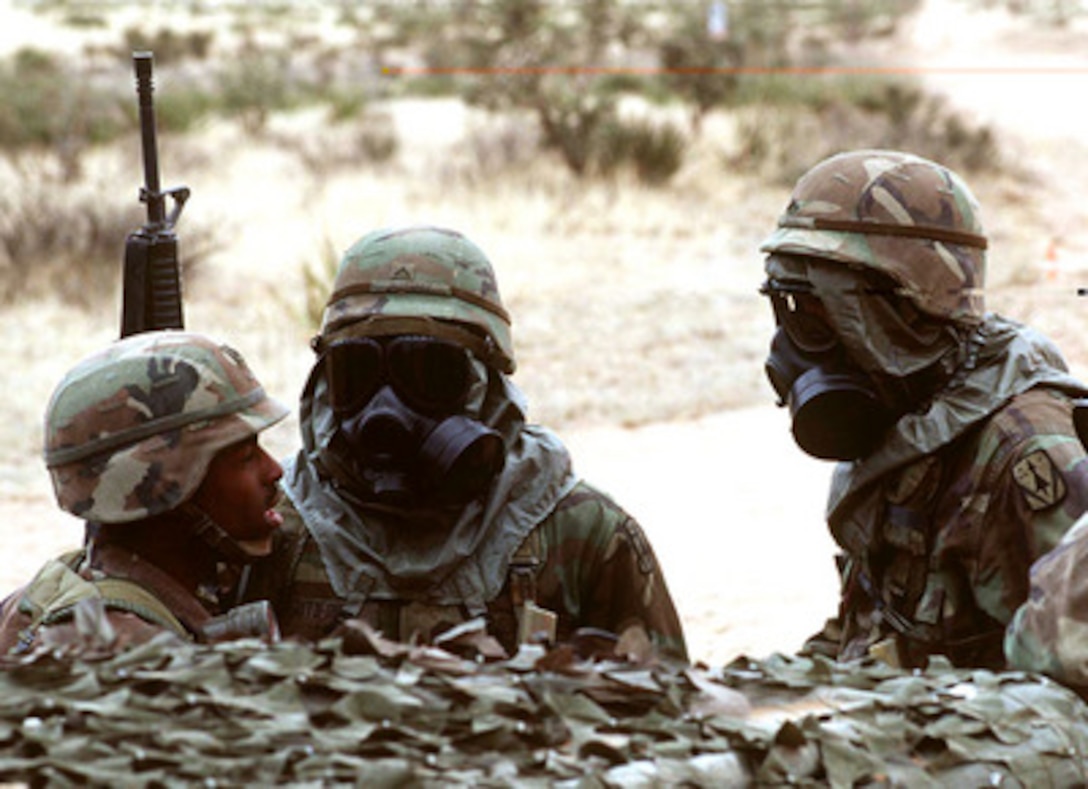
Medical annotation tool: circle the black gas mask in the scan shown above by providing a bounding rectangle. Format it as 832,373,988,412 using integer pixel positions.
761,277,896,461
324,335,505,506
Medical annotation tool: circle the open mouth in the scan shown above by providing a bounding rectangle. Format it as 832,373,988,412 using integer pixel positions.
263,489,284,529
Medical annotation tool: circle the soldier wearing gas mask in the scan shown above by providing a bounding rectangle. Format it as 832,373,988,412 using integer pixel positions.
760,149,1088,670
243,226,687,660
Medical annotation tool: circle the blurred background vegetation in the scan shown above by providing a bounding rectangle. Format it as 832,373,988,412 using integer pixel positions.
0,0,1079,313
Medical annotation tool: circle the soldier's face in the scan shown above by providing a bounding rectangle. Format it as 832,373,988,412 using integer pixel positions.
191,436,284,556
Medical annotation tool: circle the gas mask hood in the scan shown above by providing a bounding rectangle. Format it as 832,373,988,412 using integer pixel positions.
763,255,962,462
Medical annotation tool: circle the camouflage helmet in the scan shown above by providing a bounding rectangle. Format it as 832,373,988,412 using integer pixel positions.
760,149,987,324
44,330,289,524
319,226,515,373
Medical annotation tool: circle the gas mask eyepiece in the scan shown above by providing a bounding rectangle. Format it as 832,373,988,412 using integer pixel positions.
761,276,837,354
326,335,472,417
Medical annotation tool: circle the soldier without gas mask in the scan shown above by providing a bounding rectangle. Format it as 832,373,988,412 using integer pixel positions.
0,330,288,654
241,226,687,661
760,149,1088,670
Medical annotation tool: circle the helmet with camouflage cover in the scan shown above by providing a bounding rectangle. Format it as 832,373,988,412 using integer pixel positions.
760,149,987,325
44,330,289,524
319,225,515,373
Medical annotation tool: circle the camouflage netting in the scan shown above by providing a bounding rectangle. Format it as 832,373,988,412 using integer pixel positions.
0,622,1086,787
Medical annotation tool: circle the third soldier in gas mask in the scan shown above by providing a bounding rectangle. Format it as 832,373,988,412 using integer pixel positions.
760,149,1088,669
242,225,686,661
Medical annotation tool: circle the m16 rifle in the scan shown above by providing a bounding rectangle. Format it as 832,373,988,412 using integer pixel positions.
120,51,188,338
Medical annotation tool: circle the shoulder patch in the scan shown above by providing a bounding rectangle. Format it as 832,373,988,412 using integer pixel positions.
1012,449,1067,512
620,518,657,576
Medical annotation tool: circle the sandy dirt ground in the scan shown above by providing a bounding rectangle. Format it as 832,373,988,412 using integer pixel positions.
562,408,838,665
4,0,1088,670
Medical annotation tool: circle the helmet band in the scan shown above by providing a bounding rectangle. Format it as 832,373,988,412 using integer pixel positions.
327,281,511,324
778,215,988,249
45,387,267,468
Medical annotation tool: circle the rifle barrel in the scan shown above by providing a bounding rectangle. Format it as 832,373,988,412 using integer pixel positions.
133,51,165,227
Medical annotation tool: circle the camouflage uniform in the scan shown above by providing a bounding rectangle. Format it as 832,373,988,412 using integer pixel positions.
0,331,288,653
1005,512,1088,692
0,546,215,654
241,226,687,660
761,150,1088,669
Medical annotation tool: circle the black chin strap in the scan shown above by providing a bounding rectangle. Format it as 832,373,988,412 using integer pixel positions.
179,502,253,566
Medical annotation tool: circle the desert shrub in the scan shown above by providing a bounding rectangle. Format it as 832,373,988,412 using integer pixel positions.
535,85,618,177
58,9,107,28
871,85,1002,173
628,120,686,185
464,84,686,185
454,0,655,178
153,87,219,135
596,116,687,185
119,26,215,64
0,155,217,308
434,114,541,189
467,73,619,178
354,111,399,163
971,0,1084,25
450,0,923,179
323,88,369,123
0,48,131,180
465,115,541,175
273,108,398,190
658,11,743,133
217,46,294,135
0,157,137,305
730,77,1001,185
212,40,390,137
